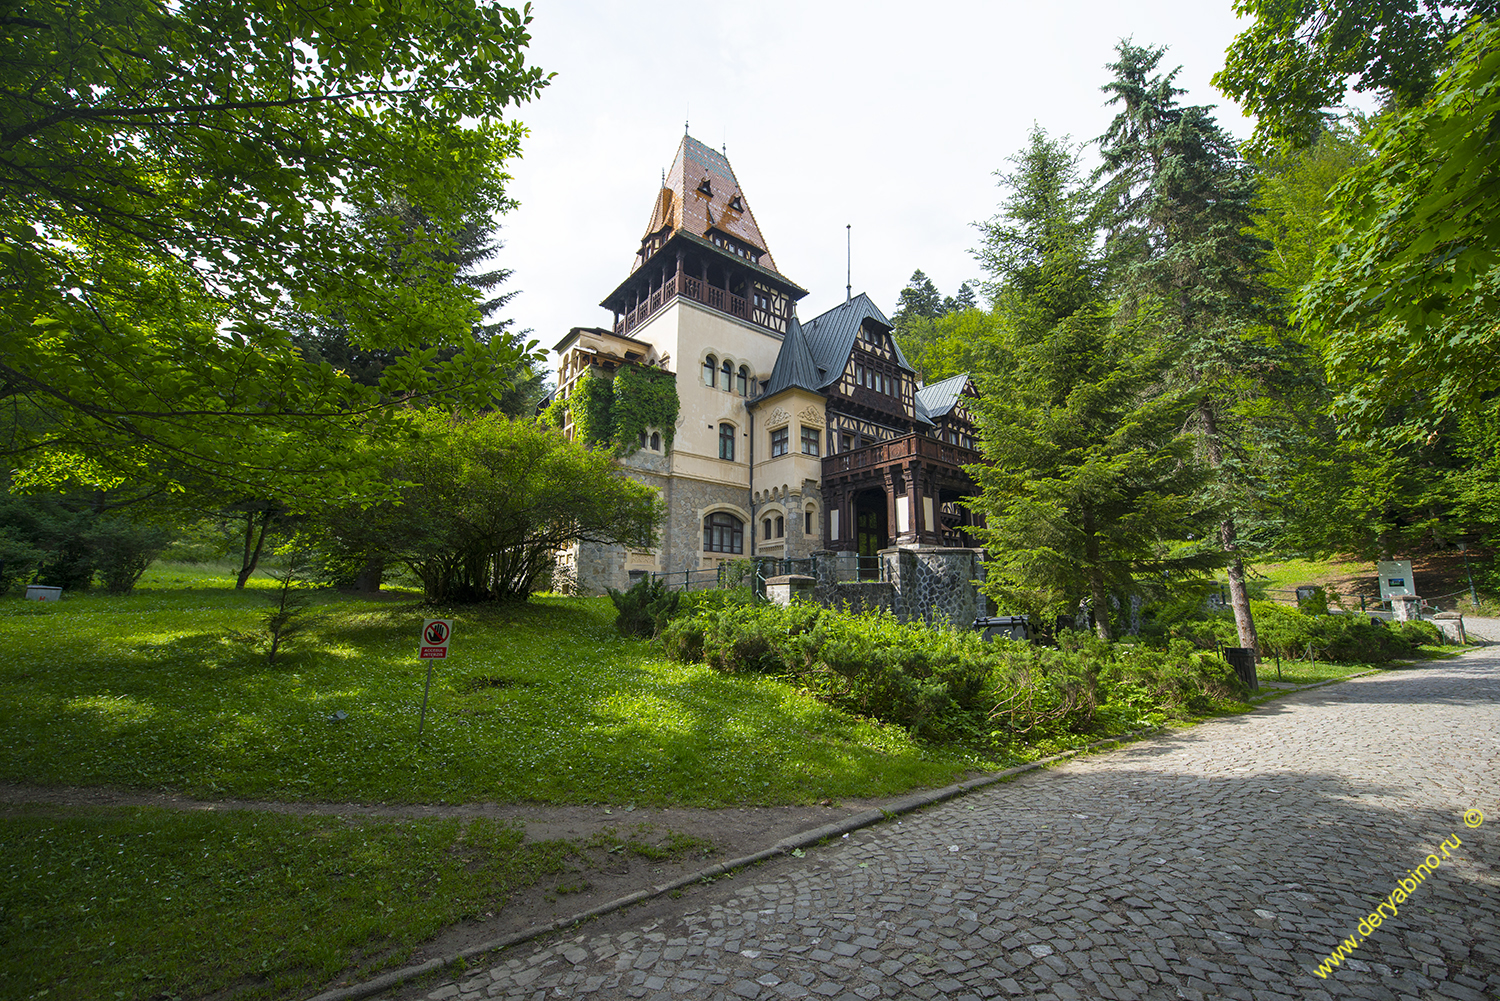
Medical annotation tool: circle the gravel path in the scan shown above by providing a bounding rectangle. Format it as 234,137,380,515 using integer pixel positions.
384,651,1500,1001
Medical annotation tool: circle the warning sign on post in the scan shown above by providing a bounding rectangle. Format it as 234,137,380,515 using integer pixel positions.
419,619,453,659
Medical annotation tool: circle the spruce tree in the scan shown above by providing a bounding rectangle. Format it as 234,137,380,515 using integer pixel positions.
285,202,545,416
1096,42,1281,653
969,127,1215,639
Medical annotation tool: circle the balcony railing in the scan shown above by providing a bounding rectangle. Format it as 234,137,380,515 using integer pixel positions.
616,272,787,337
822,433,980,476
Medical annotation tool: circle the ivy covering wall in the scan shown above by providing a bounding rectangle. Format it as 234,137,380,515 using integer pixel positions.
545,366,680,456
612,365,679,454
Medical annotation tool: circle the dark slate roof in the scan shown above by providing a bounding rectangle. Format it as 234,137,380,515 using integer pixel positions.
759,315,824,399
915,374,971,420
798,293,915,390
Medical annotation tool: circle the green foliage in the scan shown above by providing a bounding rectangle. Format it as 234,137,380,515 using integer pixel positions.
570,375,617,450
1215,0,1487,152
612,364,680,454
88,515,176,596
894,309,1005,384
1301,19,1500,437
969,126,1219,636
0,527,42,595
661,601,1247,743
607,576,680,639
0,494,173,595
263,550,318,665
2,0,548,503
564,367,680,455
1150,595,1444,663
315,410,663,603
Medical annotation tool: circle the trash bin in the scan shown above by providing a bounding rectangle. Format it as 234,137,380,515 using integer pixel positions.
1224,647,1258,692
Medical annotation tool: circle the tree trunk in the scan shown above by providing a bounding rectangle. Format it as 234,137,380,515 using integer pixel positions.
1199,399,1258,653
353,558,383,593
236,509,275,589
1084,506,1111,640
1222,518,1258,652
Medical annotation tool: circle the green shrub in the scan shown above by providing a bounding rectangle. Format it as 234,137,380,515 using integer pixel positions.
607,577,681,639
1250,600,1430,662
661,600,1256,749
88,516,175,595
0,527,43,595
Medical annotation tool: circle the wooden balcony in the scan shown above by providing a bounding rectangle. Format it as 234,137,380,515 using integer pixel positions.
822,433,980,477
615,272,788,338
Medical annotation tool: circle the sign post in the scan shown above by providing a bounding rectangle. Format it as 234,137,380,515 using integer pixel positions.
1377,560,1415,605
416,618,453,741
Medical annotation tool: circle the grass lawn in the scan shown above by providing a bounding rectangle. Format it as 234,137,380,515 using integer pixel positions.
0,566,975,807
1,804,708,1001
0,561,1438,1001
0,563,979,1001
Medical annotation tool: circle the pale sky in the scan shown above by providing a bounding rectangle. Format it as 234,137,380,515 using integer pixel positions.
499,0,1258,367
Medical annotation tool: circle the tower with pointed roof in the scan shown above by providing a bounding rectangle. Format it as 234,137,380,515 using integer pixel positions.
551,135,983,593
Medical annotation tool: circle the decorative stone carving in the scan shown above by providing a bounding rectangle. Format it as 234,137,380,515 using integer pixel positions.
798,406,825,427
767,408,791,429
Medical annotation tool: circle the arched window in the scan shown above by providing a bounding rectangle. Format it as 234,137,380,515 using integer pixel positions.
650,431,661,450
704,355,717,388
721,359,733,390
763,518,772,540
718,423,735,461
737,366,748,396
775,515,785,538
704,512,743,554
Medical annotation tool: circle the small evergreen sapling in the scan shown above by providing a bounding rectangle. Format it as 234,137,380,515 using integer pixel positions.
264,550,317,665
608,577,680,639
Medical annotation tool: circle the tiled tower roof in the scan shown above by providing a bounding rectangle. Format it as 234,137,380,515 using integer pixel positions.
634,135,781,275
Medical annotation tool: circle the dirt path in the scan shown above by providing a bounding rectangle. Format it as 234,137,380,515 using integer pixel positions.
0,781,906,960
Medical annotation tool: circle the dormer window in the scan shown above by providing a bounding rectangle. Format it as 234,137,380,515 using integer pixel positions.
728,194,744,212
697,177,713,197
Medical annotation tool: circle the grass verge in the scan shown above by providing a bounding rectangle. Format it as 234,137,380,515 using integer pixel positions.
0,805,706,1001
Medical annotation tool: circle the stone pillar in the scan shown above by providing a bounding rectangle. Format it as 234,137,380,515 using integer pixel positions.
1391,594,1423,622
883,546,983,628
765,574,815,606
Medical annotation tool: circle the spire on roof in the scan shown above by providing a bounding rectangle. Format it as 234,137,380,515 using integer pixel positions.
633,134,781,275
761,315,823,399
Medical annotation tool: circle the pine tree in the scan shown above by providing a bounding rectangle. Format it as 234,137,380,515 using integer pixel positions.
892,270,944,327
969,127,1215,638
285,203,545,416
1096,42,1282,653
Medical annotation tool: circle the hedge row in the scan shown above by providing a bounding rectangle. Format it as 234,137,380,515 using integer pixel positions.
659,600,1247,743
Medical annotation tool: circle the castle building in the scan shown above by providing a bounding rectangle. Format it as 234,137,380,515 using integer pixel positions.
552,135,983,592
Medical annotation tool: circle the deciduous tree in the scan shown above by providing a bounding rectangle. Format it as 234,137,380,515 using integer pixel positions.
1,0,549,502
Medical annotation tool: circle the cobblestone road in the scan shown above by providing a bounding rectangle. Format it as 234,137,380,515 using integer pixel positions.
398,652,1500,1001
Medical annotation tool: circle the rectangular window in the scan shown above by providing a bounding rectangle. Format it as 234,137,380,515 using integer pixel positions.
770,427,789,457
800,425,820,456
719,424,735,461
804,510,813,535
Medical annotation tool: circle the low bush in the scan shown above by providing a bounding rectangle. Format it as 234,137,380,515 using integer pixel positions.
608,576,680,638
661,601,1248,746
1250,600,1435,662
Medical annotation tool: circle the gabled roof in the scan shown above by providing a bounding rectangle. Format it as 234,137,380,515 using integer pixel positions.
635,135,781,275
914,374,972,421
759,316,824,400
798,293,915,389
